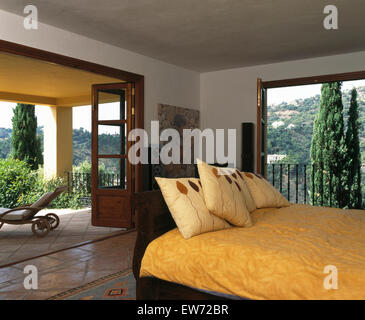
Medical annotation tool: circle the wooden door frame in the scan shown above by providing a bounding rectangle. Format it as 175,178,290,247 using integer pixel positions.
256,69,365,174
0,39,144,193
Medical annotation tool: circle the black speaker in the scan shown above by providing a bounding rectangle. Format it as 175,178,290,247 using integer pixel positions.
142,146,165,191
241,123,254,172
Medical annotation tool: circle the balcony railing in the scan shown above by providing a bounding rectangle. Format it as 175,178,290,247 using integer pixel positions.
267,163,364,209
267,163,309,204
67,172,126,206
67,172,91,206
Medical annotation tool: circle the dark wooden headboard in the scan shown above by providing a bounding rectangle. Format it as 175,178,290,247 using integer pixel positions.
132,190,234,300
132,190,176,280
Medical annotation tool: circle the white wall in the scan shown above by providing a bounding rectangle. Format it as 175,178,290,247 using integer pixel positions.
200,51,365,169
0,10,200,134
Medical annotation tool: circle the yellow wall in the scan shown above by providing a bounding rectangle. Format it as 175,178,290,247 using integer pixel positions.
44,106,73,179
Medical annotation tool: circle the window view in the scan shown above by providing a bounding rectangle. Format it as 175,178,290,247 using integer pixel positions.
267,80,365,208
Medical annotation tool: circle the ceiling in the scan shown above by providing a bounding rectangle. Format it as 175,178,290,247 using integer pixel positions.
0,0,364,72
0,52,120,106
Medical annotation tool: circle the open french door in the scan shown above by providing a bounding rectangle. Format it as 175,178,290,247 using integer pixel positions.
257,78,267,176
91,82,135,228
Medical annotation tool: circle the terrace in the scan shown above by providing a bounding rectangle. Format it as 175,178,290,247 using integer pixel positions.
0,208,123,268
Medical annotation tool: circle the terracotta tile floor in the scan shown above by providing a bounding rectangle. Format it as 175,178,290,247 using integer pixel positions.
0,208,125,267
0,230,136,300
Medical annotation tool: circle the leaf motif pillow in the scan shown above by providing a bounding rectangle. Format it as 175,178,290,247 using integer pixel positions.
234,170,256,212
242,172,290,208
155,177,230,239
197,160,253,227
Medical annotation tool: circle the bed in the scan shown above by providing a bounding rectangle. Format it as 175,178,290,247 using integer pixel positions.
132,190,365,300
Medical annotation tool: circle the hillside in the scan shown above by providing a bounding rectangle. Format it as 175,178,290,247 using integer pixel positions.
72,128,122,165
73,128,91,165
268,85,365,164
0,128,11,159
0,127,121,167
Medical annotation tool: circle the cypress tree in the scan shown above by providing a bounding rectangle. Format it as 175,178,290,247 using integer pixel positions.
11,104,42,170
344,88,362,208
310,82,347,207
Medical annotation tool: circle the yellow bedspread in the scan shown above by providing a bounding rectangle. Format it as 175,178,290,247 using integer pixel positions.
140,204,365,299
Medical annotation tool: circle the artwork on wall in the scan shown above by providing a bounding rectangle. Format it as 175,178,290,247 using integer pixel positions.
155,103,200,180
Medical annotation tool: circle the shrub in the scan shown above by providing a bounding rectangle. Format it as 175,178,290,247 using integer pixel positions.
0,158,84,210
0,158,39,208
73,160,91,174
73,160,110,175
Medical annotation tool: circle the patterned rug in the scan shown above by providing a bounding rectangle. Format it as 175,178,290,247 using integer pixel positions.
48,269,135,300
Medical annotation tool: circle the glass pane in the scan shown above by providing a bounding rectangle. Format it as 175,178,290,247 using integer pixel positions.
98,89,126,120
98,158,127,190
98,125,126,155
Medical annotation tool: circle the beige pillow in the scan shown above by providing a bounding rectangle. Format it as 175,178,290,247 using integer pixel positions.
155,177,230,239
235,171,256,212
197,160,252,227
242,172,290,208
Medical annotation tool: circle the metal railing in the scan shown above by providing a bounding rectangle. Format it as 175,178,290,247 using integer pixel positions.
267,163,363,208
67,172,91,206
267,163,309,204
67,172,125,206
97,173,125,189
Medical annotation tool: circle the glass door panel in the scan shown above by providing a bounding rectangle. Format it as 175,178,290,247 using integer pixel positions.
97,124,126,155
98,89,126,120
97,158,126,190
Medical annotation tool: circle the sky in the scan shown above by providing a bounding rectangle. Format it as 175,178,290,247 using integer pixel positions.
267,79,365,106
0,103,119,134
73,105,91,131
0,102,92,130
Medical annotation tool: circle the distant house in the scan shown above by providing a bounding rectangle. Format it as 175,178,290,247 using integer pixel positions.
267,154,287,164
272,121,285,128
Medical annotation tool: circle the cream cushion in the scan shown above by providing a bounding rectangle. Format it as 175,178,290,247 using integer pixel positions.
0,192,54,221
30,192,54,208
242,172,290,208
197,160,252,227
0,208,30,221
155,177,230,239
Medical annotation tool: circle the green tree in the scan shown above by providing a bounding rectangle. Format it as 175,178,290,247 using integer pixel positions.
344,88,362,208
310,82,347,207
11,104,43,170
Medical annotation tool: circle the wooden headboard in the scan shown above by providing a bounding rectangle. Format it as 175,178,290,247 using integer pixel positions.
132,190,233,300
132,190,176,280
